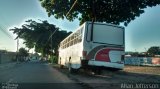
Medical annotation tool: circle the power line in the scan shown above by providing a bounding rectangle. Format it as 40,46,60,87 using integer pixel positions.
45,29,58,46
0,26,12,39
0,14,13,39
0,25,12,39
66,0,78,17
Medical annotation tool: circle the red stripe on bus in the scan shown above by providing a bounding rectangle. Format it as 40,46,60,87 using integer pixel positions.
95,49,110,62
95,48,124,62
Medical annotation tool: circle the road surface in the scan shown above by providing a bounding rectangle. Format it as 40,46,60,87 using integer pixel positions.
0,61,86,89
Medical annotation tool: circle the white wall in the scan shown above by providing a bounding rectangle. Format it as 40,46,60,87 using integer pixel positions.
0,52,16,64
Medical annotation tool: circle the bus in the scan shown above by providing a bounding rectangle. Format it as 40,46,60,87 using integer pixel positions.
58,22,125,73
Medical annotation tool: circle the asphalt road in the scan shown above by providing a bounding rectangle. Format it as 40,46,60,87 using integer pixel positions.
0,60,85,89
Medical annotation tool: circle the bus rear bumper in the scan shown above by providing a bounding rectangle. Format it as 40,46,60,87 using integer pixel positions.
88,60,124,69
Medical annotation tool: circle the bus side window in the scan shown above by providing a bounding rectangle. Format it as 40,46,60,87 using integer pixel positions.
76,37,78,44
86,24,91,41
62,42,64,49
76,30,79,36
71,35,74,39
66,43,68,48
77,30,80,36
79,29,82,42
78,36,81,42
69,40,71,46
65,44,67,48
72,40,74,46
60,44,62,49
79,35,82,42
73,33,76,39
81,28,83,34
73,38,75,45
67,42,69,47
74,38,76,44
67,38,69,43
63,40,66,45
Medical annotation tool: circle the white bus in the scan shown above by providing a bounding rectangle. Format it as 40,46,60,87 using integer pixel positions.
58,22,125,73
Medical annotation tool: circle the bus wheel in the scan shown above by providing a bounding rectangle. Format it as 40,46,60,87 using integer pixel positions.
92,68,102,75
59,65,64,69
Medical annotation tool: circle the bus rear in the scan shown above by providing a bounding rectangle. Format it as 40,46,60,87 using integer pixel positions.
82,22,125,70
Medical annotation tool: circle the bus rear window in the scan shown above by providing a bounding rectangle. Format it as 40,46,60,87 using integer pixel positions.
87,24,124,45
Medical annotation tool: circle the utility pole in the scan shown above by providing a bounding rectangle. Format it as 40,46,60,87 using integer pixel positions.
16,38,19,63
144,47,147,57
51,32,53,63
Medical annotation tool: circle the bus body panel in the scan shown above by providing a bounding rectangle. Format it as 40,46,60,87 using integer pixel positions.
88,60,124,69
58,24,85,69
58,22,125,70
59,42,83,69
83,22,125,69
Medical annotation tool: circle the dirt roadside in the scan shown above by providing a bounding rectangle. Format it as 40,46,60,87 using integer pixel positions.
52,64,160,89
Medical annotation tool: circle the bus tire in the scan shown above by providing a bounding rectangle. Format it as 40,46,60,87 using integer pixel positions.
92,68,102,75
96,69,102,75
59,65,64,69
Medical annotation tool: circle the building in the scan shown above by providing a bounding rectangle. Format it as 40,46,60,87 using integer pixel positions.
0,50,17,64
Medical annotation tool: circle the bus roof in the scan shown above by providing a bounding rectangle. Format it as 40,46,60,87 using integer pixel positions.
60,21,124,44
85,21,124,29
60,22,85,44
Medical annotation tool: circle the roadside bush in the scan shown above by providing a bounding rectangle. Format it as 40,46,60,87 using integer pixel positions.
11,58,17,62
50,56,58,64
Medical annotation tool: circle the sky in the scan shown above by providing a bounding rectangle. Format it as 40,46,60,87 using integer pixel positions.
0,0,160,52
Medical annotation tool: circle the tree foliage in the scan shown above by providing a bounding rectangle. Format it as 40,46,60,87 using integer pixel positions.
147,46,160,56
18,47,29,57
10,19,71,56
39,0,160,26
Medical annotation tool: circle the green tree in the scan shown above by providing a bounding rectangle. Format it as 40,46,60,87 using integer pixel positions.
147,46,160,56
19,48,29,57
10,19,71,56
39,0,160,26
18,47,29,62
